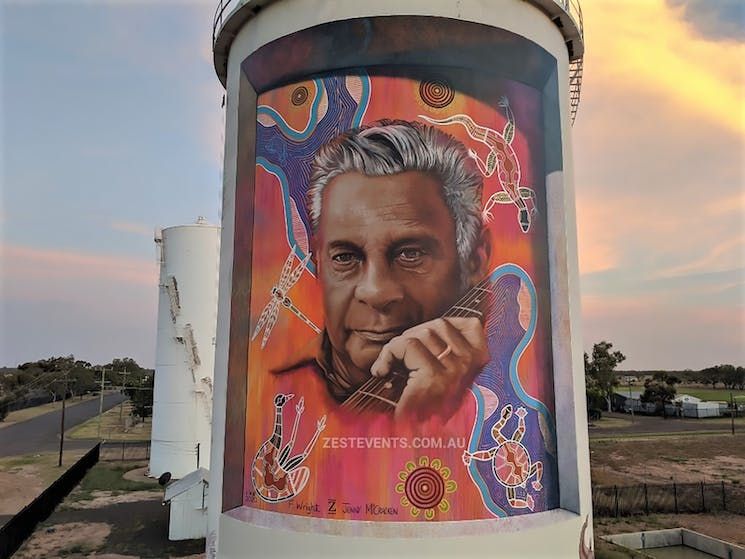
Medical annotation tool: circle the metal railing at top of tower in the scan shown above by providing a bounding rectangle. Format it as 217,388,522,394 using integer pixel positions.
210,0,584,123
211,0,584,49
561,0,584,40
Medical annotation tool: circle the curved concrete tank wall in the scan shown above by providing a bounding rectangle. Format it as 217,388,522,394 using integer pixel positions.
150,219,220,479
208,1,589,557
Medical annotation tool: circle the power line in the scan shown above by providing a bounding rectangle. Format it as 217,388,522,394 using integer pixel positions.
1,374,66,409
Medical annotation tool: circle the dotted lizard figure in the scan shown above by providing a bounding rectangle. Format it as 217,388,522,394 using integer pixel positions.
420,96,537,233
462,404,543,511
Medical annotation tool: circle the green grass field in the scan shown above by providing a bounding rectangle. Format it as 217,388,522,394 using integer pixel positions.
678,388,745,402
615,386,745,402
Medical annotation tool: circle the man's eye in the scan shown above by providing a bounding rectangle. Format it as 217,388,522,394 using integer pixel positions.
397,248,424,264
331,252,358,265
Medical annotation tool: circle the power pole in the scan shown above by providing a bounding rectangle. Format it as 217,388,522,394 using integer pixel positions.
731,392,736,436
97,368,107,440
119,369,130,426
58,371,68,467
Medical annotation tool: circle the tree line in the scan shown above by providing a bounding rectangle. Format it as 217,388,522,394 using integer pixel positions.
585,341,743,416
0,355,154,422
617,365,745,390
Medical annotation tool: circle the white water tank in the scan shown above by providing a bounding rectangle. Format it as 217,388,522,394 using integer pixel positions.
150,217,220,479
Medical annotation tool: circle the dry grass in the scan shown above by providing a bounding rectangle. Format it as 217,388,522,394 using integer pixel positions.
0,451,86,516
67,400,151,442
13,521,111,558
590,433,745,486
590,432,745,549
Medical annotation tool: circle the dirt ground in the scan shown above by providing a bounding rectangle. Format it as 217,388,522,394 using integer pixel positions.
590,432,745,486
12,461,204,558
590,431,745,552
0,451,86,519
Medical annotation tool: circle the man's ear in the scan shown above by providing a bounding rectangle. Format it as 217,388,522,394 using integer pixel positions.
467,228,491,284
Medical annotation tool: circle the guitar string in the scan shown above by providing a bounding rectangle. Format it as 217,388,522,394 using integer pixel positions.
351,278,493,413
341,279,490,412
348,275,493,413
343,275,494,413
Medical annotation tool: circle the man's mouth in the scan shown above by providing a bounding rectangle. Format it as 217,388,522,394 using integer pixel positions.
351,329,404,344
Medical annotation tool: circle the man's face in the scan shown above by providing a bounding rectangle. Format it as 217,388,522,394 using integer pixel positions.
316,171,462,383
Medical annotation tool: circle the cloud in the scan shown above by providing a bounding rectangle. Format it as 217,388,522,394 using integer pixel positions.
666,0,745,41
581,292,744,369
582,0,744,136
1,244,157,297
0,243,158,366
574,0,744,368
110,220,154,237
574,1,744,281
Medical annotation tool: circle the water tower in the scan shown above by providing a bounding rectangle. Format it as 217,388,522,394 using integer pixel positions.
150,217,220,479
209,1,588,557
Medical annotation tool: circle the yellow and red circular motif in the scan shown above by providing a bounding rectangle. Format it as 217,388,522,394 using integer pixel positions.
395,456,457,520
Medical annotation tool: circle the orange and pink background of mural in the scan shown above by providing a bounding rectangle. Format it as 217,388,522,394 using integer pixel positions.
238,71,559,524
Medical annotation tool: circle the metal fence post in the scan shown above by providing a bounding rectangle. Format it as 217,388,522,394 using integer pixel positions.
644,483,649,515
121,442,125,461
721,481,726,511
700,481,705,512
614,485,619,517
673,482,678,514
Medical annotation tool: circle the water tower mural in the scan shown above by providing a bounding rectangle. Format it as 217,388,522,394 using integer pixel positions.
211,2,588,557
242,65,559,524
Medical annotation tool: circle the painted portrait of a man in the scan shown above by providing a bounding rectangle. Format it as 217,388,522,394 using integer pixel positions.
235,67,559,524
274,120,492,423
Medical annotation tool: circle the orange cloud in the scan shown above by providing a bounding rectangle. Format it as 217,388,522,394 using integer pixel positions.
582,0,744,136
110,221,154,237
581,291,744,368
1,243,157,295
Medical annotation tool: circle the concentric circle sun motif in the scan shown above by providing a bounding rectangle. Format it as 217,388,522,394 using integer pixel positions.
291,86,309,106
419,78,455,109
405,466,445,509
395,456,457,520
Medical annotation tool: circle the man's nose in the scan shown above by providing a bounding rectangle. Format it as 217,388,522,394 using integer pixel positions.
354,262,404,311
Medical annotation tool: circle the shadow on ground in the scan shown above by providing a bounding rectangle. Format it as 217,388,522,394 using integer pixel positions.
14,461,204,558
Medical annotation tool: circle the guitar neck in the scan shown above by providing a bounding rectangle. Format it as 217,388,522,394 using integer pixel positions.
341,276,492,414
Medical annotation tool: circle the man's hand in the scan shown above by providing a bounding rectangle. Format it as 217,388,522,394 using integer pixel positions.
370,317,489,422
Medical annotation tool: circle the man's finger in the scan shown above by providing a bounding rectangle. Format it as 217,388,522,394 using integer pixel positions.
442,317,488,354
371,329,448,377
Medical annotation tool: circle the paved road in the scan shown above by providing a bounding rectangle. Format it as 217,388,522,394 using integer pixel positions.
0,393,126,457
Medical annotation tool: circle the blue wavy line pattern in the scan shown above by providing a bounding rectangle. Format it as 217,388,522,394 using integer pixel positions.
255,72,371,265
256,78,324,141
467,264,558,517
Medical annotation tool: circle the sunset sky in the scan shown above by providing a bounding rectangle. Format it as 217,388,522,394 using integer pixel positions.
1,0,743,370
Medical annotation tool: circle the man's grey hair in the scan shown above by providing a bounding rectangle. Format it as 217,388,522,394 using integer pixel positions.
307,119,484,271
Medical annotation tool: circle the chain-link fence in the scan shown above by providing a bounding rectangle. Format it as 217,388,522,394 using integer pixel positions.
99,440,150,462
593,481,745,517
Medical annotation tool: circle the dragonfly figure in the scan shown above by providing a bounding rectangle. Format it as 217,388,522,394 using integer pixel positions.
251,247,320,349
